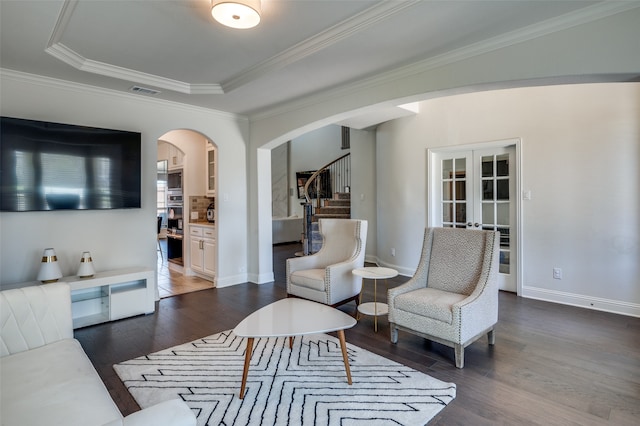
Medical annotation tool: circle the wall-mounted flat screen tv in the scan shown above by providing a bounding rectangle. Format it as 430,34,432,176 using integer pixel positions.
0,116,141,212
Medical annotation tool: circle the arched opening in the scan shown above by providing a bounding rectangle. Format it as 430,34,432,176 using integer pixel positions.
156,129,218,298
252,81,640,307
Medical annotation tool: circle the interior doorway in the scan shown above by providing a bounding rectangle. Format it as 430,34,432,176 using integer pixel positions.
428,139,521,293
156,135,215,298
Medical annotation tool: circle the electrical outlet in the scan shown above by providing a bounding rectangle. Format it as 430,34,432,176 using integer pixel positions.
391,248,396,257
553,267,562,280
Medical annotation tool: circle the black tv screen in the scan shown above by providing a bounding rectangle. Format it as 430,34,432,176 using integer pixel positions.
0,116,141,211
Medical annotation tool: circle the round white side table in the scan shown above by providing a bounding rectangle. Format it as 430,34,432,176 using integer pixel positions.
352,266,398,332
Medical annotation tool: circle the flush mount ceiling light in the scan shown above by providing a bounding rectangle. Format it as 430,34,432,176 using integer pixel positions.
211,0,261,29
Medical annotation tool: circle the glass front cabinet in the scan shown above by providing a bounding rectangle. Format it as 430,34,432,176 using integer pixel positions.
206,141,216,197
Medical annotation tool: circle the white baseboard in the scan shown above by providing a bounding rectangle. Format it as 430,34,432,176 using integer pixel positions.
521,286,640,318
216,272,250,287
245,272,274,285
368,256,413,277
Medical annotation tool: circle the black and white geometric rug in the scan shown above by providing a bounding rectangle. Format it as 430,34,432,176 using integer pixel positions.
114,330,455,425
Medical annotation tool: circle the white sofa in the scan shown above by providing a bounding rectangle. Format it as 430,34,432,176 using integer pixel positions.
272,216,303,244
0,283,196,426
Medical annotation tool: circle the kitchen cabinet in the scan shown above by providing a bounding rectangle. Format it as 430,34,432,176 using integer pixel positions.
190,224,216,279
206,142,216,196
168,144,184,170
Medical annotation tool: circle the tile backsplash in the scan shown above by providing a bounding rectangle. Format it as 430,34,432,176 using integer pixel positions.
190,196,215,222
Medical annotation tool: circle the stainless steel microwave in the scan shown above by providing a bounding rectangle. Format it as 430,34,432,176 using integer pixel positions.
167,169,182,191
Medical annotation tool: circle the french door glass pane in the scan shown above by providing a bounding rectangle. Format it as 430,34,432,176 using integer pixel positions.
443,203,452,222
455,158,466,178
500,251,510,274
498,227,510,248
497,179,509,200
442,182,452,201
455,203,467,223
482,203,494,224
455,181,466,200
442,159,453,179
496,154,509,176
497,203,509,225
481,156,493,177
482,180,493,200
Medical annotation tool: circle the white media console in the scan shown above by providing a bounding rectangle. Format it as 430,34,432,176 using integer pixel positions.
4,267,155,329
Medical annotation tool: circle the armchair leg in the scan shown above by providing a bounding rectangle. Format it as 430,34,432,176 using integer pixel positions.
390,323,398,344
454,344,464,369
487,329,495,345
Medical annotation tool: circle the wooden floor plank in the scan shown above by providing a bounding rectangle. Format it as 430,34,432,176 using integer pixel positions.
75,242,640,423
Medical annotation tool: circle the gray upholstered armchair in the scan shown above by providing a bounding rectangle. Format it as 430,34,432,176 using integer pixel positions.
388,227,500,368
287,219,368,307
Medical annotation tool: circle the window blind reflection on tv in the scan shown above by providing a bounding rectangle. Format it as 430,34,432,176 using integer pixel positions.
0,116,141,211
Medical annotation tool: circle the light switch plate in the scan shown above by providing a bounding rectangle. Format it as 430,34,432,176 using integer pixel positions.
191,211,199,220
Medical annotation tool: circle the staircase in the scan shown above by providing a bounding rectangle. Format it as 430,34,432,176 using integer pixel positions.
308,192,351,253
313,192,351,220
301,154,352,255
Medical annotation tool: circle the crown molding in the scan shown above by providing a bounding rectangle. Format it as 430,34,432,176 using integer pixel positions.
220,0,420,92
250,1,640,122
45,43,224,95
45,0,419,95
0,68,247,122
46,0,223,95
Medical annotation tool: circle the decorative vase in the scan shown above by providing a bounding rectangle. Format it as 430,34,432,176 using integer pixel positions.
77,251,95,278
37,248,63,283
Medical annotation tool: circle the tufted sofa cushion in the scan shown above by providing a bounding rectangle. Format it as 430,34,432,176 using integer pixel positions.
1,283,73,357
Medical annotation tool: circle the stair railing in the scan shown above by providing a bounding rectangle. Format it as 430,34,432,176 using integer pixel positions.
301,153,350,254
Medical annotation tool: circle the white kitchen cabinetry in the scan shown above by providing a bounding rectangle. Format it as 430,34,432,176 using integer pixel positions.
168,144,184,170
206,142,216,197
190,224,216,279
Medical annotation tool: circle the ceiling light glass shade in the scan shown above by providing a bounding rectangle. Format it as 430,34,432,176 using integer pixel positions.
37,248,63,283
77,251,95,278
211,0,261,29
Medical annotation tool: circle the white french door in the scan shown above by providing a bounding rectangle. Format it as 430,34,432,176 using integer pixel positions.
431,143,518,292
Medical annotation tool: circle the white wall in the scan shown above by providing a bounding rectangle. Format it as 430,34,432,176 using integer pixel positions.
247,7,640,288
376,83,640,315
271,142,289,218
350,128,377,262
0,71,249,289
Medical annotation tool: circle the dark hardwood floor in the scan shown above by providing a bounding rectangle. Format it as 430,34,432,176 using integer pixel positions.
75,243,640,425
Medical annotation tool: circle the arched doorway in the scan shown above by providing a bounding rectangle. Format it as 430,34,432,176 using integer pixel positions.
156,130,218,298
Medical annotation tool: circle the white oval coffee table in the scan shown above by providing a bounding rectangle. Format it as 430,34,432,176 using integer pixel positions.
353,267,398,332
233,298,356,399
